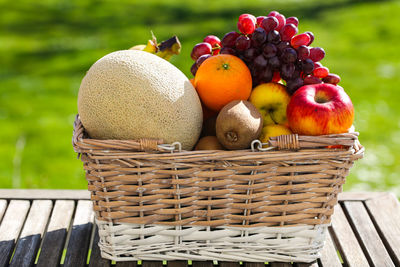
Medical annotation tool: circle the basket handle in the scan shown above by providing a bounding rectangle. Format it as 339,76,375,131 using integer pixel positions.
267,132,361,150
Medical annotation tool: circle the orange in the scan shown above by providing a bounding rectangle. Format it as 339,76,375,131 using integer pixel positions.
194,54,252,112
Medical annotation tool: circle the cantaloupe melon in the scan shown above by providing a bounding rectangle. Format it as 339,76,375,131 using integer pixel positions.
78,50,203,150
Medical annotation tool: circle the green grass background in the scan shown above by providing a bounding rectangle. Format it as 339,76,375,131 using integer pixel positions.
1,0,399,194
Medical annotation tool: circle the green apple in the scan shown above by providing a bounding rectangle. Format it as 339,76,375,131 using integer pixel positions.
249,82,291,126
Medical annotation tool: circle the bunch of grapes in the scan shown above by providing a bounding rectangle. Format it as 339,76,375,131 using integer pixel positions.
190,11,341,94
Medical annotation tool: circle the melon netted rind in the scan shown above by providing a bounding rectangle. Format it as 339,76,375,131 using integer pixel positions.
78,50,203,150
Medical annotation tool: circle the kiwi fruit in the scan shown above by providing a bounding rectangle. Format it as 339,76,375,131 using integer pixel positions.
195,136,224,150
216,100,263,150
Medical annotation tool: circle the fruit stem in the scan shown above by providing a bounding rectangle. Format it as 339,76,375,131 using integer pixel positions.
226,131,238,143
222,63,230,70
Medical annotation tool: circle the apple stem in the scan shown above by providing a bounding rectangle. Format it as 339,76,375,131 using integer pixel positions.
226,131,238,143
270,113,279,124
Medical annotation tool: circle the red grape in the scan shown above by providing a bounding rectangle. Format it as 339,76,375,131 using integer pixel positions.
256,16,267,26
221,31,240,48
304,75,323,85
212,48,220,55
261,16,278,33
235,35,251,51
297,45,310,60
269,56,281,70
305,31,314,45
290,33,311,48
203,35,221,47
281,47,297,63
268,11,279,17
251,27,267,45
286,77,304,94
263,43,277,58
261,66,273,82
220,47,236,55
238,17,256,34
280,24,298,42
314,62,323,68
191,42,212,60
254,54,268,69
276,41,290,55
313,66,329,78
267,30,281,44
286,16,299,27
272,71,281,82
301,58,315,74
196,54,212,67
191,63,198,76
322,73,341,85
239,14,256,24
281,63,295,80
309,47,325,62
274,13,286,31
244,47,259,61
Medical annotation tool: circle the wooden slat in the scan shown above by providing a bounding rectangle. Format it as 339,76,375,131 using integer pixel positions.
219,262,240,267
296,261,318,267
9,200,52,267
365,193,400,266
167,261,188,267
36,200,75,267
0,200,30,267
142,261,164,267
192,261,214,267
244,263,267,267
319,229,342,267
88,226,110,267
63,200,94,267
338,192,387,201
0,189,90,200
0,200,7,222
269,263,291,267
330,204,369,267
115,262,137,267
344,201,395,266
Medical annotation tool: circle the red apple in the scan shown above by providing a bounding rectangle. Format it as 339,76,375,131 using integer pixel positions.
286,83,354,135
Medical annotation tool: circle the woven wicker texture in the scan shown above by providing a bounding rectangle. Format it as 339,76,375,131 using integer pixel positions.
96,221,328,262
73,115,363,228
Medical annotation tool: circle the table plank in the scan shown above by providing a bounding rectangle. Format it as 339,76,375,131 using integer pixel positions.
0,200,30,267
344,201,395,267
167,261,188,267
0,200,7,222
365,193,400,266
37,200,75,267
9,200,53,267
0,189,90,200
63,200,94,267
330,204,369,267
319,229,342,267
192,261,214,267
88,226,111,267
219,262,240,267
296,261,318,267
142,261,164,267
115,261,138,266
269,263,291,267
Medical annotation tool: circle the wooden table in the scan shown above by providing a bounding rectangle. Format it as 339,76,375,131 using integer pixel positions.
0,190,399,267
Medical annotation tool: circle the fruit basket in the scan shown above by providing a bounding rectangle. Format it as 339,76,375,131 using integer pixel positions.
72,115,363,263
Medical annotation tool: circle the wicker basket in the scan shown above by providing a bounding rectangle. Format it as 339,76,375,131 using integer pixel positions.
72,115,363,263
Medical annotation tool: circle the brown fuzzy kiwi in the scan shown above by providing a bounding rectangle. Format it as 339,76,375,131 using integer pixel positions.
216,100,263,150
195,136,224,150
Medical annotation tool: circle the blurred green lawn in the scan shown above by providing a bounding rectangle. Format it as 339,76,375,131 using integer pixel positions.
1,0,399,194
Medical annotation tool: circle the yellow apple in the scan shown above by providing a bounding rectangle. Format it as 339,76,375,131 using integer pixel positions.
260,124,293,147
249,83,291,126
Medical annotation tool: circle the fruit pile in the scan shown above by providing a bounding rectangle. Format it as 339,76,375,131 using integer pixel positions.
190,11,354,151
190,11,341,95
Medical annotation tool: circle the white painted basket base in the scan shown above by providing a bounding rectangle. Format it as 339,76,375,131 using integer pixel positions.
96,220,329,263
